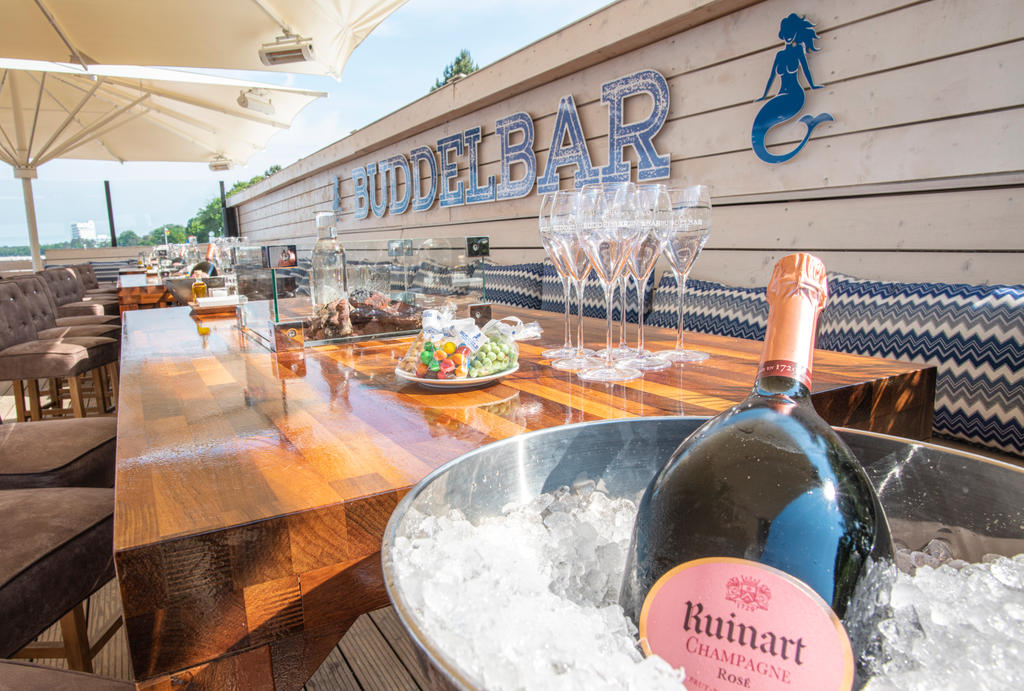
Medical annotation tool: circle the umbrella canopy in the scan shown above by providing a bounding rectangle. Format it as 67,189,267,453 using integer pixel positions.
2,0,408,78
0,59,327,269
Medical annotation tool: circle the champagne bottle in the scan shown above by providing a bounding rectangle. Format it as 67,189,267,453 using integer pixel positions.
620,253,892,690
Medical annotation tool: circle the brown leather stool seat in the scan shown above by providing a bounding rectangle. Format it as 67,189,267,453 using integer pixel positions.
8,275,120,328
0,660,132,689
72,264,119,297
0,488,114,667
0,281,119,420
0,279,119,342
0,337,118,381
39,269,118,318
0,418,117,489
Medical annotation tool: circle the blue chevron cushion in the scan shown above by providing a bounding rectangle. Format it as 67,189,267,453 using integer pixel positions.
647,271,769,341
410,259,454,294
482,263,544,310
540,260,654,321
389,263,415,292
819,272,1024,457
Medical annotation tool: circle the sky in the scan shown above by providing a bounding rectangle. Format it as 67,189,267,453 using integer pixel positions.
0,0,612,247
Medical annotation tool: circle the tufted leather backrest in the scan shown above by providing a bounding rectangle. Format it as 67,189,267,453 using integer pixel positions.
73,264,100,290
39,268,85,306
1,277,58,332
8,275,60,316
0,281,40,349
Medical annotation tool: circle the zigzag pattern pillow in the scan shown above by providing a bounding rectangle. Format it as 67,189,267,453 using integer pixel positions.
410,259,454,294
389,263,415,292
482,263,544,310
539,260,654,321
647,272,769,341
819,272,1024,457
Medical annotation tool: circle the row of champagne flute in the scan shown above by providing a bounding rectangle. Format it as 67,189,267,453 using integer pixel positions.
538,182,711,382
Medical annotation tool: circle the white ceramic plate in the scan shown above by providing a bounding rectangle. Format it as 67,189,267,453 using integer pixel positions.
394,364,518,390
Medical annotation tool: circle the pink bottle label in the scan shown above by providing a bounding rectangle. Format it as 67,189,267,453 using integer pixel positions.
639,557,853,691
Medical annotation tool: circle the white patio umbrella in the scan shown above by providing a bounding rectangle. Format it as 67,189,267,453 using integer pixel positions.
0,58,326,270
1,0,407,78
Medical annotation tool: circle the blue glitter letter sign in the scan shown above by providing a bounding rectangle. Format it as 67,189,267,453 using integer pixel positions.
495,112,536,200
537,95,599,194
464,127,496,204
366,161,387,217
410,146,437,212
601,69,670,182
387,154,412,215
437,133,466,208
351,166,369,220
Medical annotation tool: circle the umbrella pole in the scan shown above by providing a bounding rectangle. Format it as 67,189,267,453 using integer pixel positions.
15,169,43,272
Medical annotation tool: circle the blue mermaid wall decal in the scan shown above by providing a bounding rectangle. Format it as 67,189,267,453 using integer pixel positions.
751,13,833,164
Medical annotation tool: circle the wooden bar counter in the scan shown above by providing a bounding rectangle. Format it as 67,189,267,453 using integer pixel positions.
114,306,935,689
117,272,176,315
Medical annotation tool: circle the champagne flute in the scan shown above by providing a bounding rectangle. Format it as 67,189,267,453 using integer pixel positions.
621,184,671,371
550,190,599,372
656,185,712,363
538,192,575,359
577,182,642,382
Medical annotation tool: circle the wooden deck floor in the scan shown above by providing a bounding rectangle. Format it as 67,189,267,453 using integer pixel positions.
24,579,427,689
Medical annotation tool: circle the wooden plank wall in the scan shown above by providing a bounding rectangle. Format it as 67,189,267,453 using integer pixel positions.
230,0,1024,287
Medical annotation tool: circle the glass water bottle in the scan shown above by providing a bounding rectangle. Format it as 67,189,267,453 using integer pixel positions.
310,211,347,310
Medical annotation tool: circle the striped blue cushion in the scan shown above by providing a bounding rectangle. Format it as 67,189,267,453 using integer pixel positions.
539,260,655,321
389,263,415,292
648,272,769,341
89,260,136,283
410,260,453,294
482,263,544,310
819,272,1024,457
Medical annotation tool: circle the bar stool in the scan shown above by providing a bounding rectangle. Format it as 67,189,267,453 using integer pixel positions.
0,279,120,342
0,282,119,421
0,417,117,489
4,276,121,416
38,268,119,318
0,487,121,674
72,264,118,297
8,275,120,328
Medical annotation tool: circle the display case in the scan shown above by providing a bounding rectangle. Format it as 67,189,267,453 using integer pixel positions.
233,235,492,352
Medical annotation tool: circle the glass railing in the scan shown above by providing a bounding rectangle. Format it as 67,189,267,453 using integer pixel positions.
234,236,491,351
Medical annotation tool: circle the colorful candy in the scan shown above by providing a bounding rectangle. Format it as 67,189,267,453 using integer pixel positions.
411,334,515,380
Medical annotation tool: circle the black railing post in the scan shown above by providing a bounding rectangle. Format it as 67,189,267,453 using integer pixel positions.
104,180,117,247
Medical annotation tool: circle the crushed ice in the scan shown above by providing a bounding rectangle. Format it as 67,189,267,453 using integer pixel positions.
391,480,684,689
392,485,1023,690
864,539,1024,690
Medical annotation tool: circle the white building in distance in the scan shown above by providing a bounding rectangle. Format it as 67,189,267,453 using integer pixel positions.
70,221,96,242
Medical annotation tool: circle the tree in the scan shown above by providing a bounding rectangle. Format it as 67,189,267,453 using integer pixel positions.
431,50,478,92
185,198,223,243
117,230,142,246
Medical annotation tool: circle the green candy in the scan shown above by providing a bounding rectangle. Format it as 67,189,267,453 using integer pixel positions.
420,350,433,364
428,359,441,372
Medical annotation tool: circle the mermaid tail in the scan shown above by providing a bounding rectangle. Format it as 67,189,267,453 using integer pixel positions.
751,89,833,164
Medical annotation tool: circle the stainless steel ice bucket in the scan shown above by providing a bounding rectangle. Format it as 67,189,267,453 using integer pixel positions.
381,417,1024,690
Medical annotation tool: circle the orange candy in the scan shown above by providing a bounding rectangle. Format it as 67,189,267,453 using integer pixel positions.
449,353,464,367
